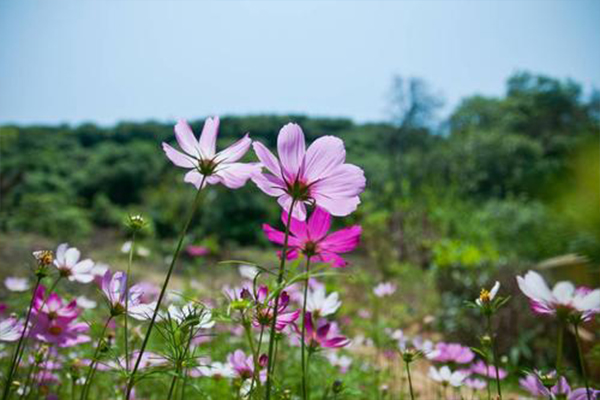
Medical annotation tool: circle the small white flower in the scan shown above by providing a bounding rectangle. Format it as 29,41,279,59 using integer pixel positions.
76,296,97,310
305,286,341,317
429,366,468,387
4,277,29,292
373,282,397,298
54,243,95,283
196,361,235,378
167,303,215,329
476,281,500,306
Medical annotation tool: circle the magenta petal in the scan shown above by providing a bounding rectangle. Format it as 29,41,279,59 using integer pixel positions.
162,143,196,169
303,136,346,182
321,226,361,253
281,212,308,242
316,322,331,340
174,120,199,157
307,207,331,241
277,123,305,179
317,251,347,268
263,224,286,245
198,116,219,158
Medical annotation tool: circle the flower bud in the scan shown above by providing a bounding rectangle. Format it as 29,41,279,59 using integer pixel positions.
126,214,147,232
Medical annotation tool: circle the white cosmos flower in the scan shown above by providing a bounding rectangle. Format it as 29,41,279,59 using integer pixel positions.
195,361,235,378
516,270,600,321
0,316,23,342
4,277,30,292
166,303,215,329
476,281,500,306
305,286,341,317
53,243,95,283
429,366,468,387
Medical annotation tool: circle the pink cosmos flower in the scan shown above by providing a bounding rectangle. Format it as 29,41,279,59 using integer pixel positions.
30,316,90,348
263,207,361,267
300,312,350,350
465,378,487,390
517,271,600,321
162,117,259,189
53,243,95,283
252,123,366,220
101,270,157,320
428,342,475,364
252,286,300,331
228,350,266,382
469,360,507,379
0,316,23,342
519,373,571,398
186,245,210,257
373,282,397,298
32,286,79,323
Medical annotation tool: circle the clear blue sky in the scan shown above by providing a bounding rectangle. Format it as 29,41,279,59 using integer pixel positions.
1,0,599,126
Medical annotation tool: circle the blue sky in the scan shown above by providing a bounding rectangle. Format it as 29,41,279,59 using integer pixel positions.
1,0,599,125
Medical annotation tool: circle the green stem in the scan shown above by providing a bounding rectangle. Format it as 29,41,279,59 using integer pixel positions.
305,352,312,400
264,199,297,400
80,316,113,400
124,231,136,374
573,323,592,400
170,327,195,400
125,179,206,400
300,256,312,400
484,355,491,400
249,326,265,395
1,276,42,400
486,315,502,399
405,361,415,400
241,312,260,397
556,322,564,373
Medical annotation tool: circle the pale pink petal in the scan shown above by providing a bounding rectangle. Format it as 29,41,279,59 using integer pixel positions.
278,196,307,221
321,226,361,253
253,142,282,177
307,207,331,241
214,163,260,189
162,143,197,169
277,123,305,179
215,134,251,163
174,120,200,157
312,164,366,199
64,248,81,267
251,173,286,196
312,195,360,217
55,243,68,265
184,170,209,189
198,116,219,158
304,136,346,182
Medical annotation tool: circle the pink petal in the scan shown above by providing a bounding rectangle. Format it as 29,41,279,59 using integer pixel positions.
307,207,331,241
277,123,305,179
316,251,347,268
252,142,282,177
198,116,219,158
278,196,307,221
282,212,309,242
303,136,346,182
263,224,301,248
321,226,361,253
162,143,196,168
312,195,361,218
214,163,260,189
251,172,287,197
174,120,200,157
215,134,252,164
184,170,209,189
312,164,366,198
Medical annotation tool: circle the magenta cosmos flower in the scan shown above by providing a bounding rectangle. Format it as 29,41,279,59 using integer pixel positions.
252,123,366,220
300,312,350,350
162,117,259,189
263,207,361,267
517,271,600,321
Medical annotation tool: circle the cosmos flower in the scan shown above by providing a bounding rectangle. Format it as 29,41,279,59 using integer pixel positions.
464,378,487,390
300,312,350,350
304,285,341,317
325,352,352,373
252,123,366,220
428,366,468,387
4,277,30,292
76,296,97,310
0,316,23,342
101,270,156,319
252,286,300,331
428,342,475,364
166,303,215,329
517,271,600,321
53,243,95,283
30,316,90,348
162,117,259,189
228,350,255,380
193,360,235,379
476,281,500,306
263,207,361,267
373,282,397,298
469,360,507,379
519,372,572,398
32,286,79,323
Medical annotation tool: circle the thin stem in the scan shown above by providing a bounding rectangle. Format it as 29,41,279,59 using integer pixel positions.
486,315,502,399
305,352,312,400
300,256,312,400
169,327,195,400
249,326,265,395
405,361,415,400
264,199,297,400
80,316,113,400
556,321,564,373
484,356,491,400
125,178,206,400
573,323,592,400
2,276,42,400
166,373,178,400
124,231,136,374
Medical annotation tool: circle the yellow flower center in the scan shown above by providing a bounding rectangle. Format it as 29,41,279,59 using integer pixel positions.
479,288,491,303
